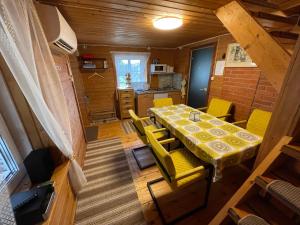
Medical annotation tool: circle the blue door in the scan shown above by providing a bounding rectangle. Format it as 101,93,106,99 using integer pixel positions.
188,46,215,108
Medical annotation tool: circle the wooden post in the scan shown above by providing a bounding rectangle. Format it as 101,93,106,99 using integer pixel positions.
215,0,291,92
255,36,300,166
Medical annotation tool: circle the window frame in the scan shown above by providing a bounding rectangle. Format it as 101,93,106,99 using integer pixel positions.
0,114,25,193
111,51,150,87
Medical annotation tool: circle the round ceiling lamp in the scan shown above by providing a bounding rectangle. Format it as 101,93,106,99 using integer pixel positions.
153,17,183,30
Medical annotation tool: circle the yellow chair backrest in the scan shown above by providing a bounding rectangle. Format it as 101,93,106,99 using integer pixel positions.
246,109,272,137
153,98,173,108
206,98,232,120
145,129,175,177
128,110,145,135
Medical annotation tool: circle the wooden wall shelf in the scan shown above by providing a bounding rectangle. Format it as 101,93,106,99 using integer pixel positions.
80,57,108,72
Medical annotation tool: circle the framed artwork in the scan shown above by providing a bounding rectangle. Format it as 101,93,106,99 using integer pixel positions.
225,43,257,67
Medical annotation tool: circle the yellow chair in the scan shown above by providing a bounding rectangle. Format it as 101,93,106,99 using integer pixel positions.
145,128,213,224
232,109,272,137
153,98,173,108
128,110,165,169
198,98,232,121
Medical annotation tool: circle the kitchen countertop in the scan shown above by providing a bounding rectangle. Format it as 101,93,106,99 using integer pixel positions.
135,88,181,95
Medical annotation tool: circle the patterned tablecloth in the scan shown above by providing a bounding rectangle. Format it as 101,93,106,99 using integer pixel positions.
150,104,262,180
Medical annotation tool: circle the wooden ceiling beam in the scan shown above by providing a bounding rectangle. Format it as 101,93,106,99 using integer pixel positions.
215,0,291,92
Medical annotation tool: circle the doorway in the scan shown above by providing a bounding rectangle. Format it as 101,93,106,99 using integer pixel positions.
187,46,215,108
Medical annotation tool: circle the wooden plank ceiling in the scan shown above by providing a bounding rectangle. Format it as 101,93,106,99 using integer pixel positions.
37,0,300,48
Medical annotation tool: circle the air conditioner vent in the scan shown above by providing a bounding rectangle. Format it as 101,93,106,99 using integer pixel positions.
54,39,74,51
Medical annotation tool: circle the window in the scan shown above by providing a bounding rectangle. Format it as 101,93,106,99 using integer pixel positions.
112,52,150,89
0,114,24,192
0,136,18,187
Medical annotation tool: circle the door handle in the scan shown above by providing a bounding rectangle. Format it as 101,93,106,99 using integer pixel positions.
199,88,207,92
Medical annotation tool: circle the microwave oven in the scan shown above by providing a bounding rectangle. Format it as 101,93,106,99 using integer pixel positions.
150,64,167,73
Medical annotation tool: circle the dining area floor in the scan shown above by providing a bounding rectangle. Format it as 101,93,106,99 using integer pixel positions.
96,120,251,225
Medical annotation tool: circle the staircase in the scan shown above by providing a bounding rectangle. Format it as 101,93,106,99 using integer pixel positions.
209,136,300,225
242,0,300,44
250,9,299,54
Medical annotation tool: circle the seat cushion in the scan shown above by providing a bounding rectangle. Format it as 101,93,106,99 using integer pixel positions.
267,180,300,215
238,215,270,225
169,148,206,188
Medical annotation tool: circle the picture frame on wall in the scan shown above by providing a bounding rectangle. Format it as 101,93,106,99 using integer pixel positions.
225,43,257,67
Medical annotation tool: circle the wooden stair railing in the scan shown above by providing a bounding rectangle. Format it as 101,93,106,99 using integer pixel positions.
208,136,300,225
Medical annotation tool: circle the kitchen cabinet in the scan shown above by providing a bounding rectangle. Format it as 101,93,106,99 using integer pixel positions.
137,93,154,117
168,92,182,104
136,91,181,117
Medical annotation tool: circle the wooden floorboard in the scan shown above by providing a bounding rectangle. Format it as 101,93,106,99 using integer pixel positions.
96,120,250,225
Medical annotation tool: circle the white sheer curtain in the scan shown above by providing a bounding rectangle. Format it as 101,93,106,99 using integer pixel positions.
111,51,150,88
0,0,86,194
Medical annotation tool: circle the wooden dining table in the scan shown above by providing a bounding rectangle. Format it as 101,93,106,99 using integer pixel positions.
150,104,263,181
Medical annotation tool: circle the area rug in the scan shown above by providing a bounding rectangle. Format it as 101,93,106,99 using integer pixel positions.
75,138,146,225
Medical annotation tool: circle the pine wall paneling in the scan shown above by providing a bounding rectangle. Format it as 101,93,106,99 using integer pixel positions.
71,45,177,124
53,53,86,166
69,55,89,127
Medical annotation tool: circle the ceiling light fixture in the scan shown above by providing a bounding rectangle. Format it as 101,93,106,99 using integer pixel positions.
153,17,183,30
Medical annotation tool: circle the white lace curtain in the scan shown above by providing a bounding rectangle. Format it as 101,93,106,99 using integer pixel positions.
0,0,86,194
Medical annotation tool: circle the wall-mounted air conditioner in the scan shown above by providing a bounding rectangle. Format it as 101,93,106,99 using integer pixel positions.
36,3,77,54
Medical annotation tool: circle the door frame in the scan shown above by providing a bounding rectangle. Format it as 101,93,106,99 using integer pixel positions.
186,43,217,107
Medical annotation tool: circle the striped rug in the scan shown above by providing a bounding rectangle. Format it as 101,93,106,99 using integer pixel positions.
75,138,146,225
